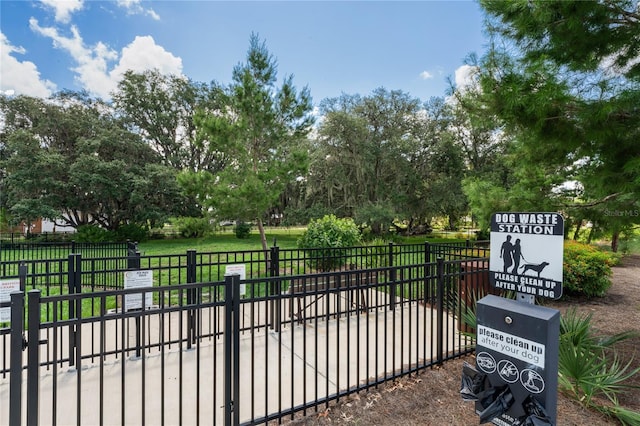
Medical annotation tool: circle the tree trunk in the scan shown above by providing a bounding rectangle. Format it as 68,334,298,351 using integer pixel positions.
257,218,270,271
573,220,582,240
611,231,619,253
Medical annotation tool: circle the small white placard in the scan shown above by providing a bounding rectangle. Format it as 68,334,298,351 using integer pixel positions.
0,279,21,322
124,270,153,311
477,325,546,368
225,264,246,296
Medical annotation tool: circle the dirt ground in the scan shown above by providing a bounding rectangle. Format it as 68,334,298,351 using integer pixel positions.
282,255,640,426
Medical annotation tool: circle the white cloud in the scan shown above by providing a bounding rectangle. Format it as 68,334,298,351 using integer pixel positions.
0,32,56,97
419,70,434,80
111,36,182,82
454,64,479,92
116,0,160,20
29,19,182,98
40,0,84,24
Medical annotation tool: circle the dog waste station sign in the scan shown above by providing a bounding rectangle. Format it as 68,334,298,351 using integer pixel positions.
461,212,563,425
489,212,564,300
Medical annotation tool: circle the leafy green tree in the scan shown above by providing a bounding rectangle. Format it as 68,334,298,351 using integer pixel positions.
468,0,640,248
1,92,183,232
112,70,225,173
309,90,419,233
193,33,314,250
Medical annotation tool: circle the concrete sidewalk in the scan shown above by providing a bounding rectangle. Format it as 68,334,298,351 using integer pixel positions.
0,298,466,425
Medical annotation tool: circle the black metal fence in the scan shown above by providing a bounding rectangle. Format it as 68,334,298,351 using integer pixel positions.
0,240,133,263
0,240,487,291
1,242,490,425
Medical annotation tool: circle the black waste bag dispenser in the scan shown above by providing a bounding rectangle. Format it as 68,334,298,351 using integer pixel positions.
463,295,560,425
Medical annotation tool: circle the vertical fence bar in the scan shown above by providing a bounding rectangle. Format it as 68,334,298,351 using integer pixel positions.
388,243,396,311
436,257,444,365
68,254,79,367
187,250,197,347
9,291,25,426
232,275,240,426
270,246,281,332
269,246,280,330
27,290,41,426
126,251,143,358
424,243,431,304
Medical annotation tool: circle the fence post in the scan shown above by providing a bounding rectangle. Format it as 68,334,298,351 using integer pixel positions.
388,243,396,311
224,274,241,426
186,249,197,347
27,289,41,426
67,254,81,367
436,257,445,365
19,262,27,290
9,291,25,426
127,248,141,270
269,246,281,331
424,243,431,304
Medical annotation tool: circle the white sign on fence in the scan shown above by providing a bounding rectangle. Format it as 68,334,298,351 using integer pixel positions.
225,264,246,296
124,270,153,311
0,279,21,322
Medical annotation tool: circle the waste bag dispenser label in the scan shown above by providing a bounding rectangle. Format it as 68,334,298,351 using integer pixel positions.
473,295,559,425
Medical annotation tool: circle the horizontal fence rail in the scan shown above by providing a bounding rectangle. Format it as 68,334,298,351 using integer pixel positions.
0,242,491,425
0,240,133,264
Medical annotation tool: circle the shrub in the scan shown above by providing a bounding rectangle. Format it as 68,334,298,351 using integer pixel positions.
563,241,620,298
234,221,252,239
75,225,115,242
171,217,211,238
114,223,149,242
297,215,362,271
558,309,640,424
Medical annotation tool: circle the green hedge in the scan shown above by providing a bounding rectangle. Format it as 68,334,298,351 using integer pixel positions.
297,215,362,271
563,241,620,298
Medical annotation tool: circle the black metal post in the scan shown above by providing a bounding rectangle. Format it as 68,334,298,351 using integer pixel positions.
224,274,241,426
436,257,444,365
27,290,41,426
424,243,432,304
187,249,197,346
388,243,396,311
271,246,281,332
67,254,81,367
269,246,280,330
9,291,25,426
19,262,27,291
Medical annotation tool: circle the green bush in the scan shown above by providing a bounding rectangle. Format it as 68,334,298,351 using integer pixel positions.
563,241,620,298
75,225,115,242
114,223,149,242
171,217,211,238
297,215,362,271
234,221,252,239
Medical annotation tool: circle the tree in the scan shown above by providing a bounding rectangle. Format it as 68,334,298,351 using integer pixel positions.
1,92,183,232
193,33,314,251
112,70,224,173
307,90,469,235
470,0,640,248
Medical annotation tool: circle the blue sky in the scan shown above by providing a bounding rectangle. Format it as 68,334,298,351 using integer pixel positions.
1,1,488,105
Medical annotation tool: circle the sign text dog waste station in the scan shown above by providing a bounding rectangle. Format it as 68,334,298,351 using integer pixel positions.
489,212,564,299
475,295,560,425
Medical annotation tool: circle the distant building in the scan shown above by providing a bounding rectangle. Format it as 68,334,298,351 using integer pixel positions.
22,218,76,235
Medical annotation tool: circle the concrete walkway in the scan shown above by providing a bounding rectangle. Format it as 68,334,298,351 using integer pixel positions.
0,296,467,425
